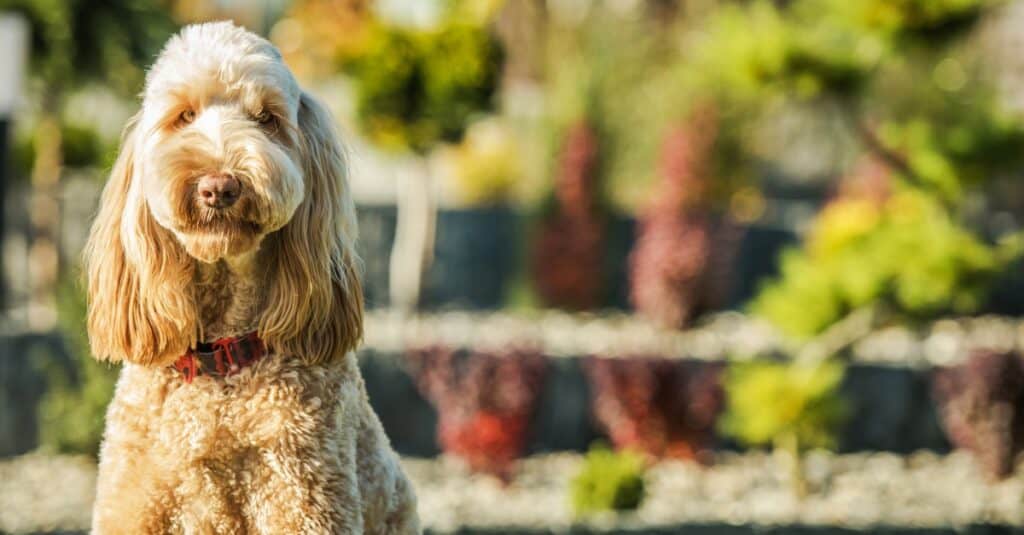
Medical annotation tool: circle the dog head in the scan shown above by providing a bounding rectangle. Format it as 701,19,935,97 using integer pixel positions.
84,21,362,366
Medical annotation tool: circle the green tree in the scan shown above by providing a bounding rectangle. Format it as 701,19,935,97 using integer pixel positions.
0,0,176,327
1,0,176,451
682,0,1024,335
347,17,501,154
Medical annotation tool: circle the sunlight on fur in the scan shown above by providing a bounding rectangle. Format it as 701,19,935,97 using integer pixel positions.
84,22,364,368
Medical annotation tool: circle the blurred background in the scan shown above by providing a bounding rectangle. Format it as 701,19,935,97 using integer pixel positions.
6,0,1024,533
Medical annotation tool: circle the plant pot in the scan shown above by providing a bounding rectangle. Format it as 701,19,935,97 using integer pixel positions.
420,206,520,310
726,222,799,308
603,213,635,310
354,204,397,309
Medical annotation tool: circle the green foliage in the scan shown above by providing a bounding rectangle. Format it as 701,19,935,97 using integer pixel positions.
877,109,1024,201
690,1,883,103
570,444,646,515
0,0,176,93
36,279,117,456
686,0,1022,197
690,0,993,103
439,117,522,206
540,9,703,213
696,0,1024,336
421,23,501,143
60,123,107,168
347,18,500,153
10,123,113,179
719,360,847,452
843,0,989,35
752,190,1011,337
11,131,35,180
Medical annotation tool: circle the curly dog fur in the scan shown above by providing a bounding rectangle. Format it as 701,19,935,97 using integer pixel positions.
84,21,419,534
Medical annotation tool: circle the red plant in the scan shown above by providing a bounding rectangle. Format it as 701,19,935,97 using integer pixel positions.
531,120,605,310
406,346,548,480
629,107,741,328
584,356,724,461
933,349,1024,479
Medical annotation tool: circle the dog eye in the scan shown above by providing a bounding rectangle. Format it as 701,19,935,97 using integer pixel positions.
254,110,275,125
178,109,196,126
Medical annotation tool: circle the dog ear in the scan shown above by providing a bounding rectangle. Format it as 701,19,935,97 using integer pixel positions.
83,113,197,365
259,91,364,364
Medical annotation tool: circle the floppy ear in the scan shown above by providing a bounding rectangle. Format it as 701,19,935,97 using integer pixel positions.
258,91,364,364
83,114,197,365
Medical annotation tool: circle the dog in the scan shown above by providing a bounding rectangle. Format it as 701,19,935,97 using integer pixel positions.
83,21,419,534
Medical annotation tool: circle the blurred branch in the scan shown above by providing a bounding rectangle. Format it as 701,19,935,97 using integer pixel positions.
795,305,878,366
833,98,932,195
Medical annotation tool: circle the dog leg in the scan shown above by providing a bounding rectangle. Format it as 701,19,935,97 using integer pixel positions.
355,408,420,535
243,444,363,535
91,449,175,535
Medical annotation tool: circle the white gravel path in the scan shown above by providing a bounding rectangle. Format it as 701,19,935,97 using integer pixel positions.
408,451,1024,532
3,451,1022,534
0,452,96,534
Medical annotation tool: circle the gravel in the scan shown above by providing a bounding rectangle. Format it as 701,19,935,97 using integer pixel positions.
4,451,1023,534
363,310,783,362
363,311,1024,367
0,452,95,534
410,451,1024,532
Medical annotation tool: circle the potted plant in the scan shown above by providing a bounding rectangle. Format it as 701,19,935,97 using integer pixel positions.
719,359,847,497
406,346,548,481
343,8,503,309
584,356,723,462
422,117,523,309
570,443,647,517
629,106,744,328
530,120,607,310
933,349,1024,480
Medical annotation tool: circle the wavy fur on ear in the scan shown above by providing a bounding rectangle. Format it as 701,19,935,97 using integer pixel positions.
258,92,364,364
83,115,198,365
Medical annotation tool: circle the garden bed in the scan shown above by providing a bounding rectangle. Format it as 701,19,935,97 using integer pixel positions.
361,311,1024,457
2,451,1022,535
3,312,1021,460
361,348,949,457
5,312,1010,457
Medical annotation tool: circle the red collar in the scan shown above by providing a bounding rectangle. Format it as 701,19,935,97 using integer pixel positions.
172,331,267,383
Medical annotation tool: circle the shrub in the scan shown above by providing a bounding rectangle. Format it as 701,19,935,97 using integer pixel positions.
348,18,500,153
719,359,847,495
720,360,847,451
693,0,1024,339
629,107,741,328
848,0,987,35
36,280,118,456
751,187,1009,338
933,349,1024,480
420,22,502,143
584,357,723,461
406,346,547,480
12,122,110,177
570,443,646,516
530,120,606,310
61,123,106,169
690,0,989,106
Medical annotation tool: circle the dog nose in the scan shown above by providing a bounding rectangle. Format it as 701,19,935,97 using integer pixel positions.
197,174,240,208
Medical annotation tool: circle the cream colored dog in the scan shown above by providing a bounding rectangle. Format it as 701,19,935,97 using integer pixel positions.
83,21,418,534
